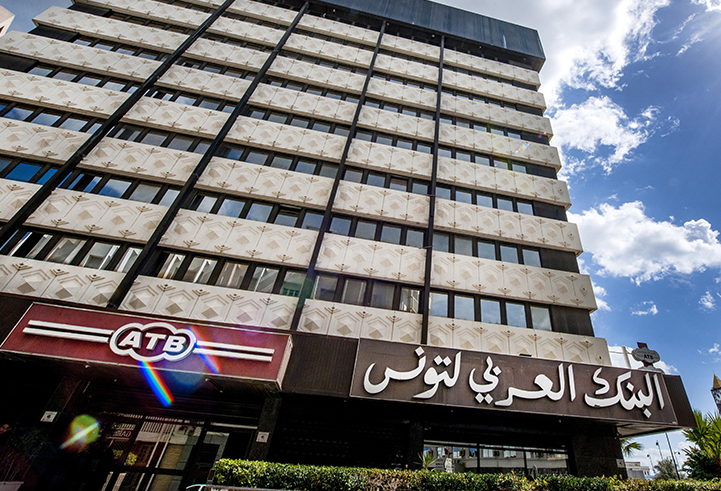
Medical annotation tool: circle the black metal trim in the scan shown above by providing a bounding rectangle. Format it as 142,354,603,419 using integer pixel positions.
289,21,387,331
106,2,311,309
420,36,444,345
0,0,238,247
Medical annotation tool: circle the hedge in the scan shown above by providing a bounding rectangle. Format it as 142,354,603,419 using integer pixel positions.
213,460,721,491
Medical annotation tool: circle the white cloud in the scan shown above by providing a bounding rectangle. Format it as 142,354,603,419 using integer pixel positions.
570,202,721,283
656,360,679,374
709,343,720,354
551,97,657,174
592,284,611,311
700,292,717,311
631,302,658,316
693,0,721,12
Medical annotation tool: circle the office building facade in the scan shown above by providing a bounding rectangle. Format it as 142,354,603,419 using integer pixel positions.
0,0,693,489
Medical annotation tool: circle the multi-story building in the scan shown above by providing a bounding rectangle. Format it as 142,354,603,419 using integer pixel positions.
0,0,693,489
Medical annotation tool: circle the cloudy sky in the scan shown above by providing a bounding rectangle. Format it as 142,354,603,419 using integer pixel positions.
6,0,721,471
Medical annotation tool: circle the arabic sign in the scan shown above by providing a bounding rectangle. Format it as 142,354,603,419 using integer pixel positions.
351,340,679,424
0,304,292,385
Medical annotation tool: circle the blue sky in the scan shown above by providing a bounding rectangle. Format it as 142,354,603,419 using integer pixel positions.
5,0,721,472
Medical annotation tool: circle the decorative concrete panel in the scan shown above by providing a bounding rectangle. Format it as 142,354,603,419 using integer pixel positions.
227,117,346,162
427,315,610,365
121,275,297,330
208,16,284,47
79,0,209,28
0,255,123,307
431,250,596,311
35,7,185,53
23,186,165,243
366,79,437,111
285,33,373,68
124,98,230,138
346,140,433,179
437,122,561,170
198,157,333,208
333,181,429,227
250,85,356,124
0,69,130,117
0,118,89,164
374,54,438,85
229,0,297,26
298,14,379,47
161,65,253,102
434,198,583,254
357,107,434,143
267,57,366,94
316,234,426,285
381,34,440,62
440,93,553,138
161,211,317,267
443,70,546,112
298,298,422,344
437,157,570,208
443,49,541,88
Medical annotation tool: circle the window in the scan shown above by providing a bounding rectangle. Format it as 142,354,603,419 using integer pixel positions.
352,129,433,154
314,274,421,312
327,214,425,248
218,144,339,178
59,169,182,206
429,289,553,330
1,230,140,273
436,232,549,268
343,167,430,195
151,250,305,297
246,107,352,135
280,52,367,74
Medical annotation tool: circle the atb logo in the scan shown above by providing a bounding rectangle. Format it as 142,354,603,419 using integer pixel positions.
109,322,197,362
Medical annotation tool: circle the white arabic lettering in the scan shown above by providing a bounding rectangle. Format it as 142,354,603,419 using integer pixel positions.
584,368,657,418
363,346,426,394
495,364,566,406
414,352,461,399
469,356,501,404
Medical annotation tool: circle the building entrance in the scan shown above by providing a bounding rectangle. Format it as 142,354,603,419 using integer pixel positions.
97,414,254,491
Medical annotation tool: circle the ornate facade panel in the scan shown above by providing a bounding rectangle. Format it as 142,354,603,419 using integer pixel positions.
124,98,230,139
285,34,373,67
373,54,438,85
430,250,594,311
267,58,366,94
0,256,123,306
80,0,209,28
198,158,332,208
298,15,379,47
443,49,540,88
316,234,425,285
0,119,87,164
186,39,269,70
250,86,355,125
345,141,433,178
380,34,440,61
333,182,429,227
121,275,297,330
229,0,297,26
34,7,186,53
208,16,284,47
366,79,436,111
84,137,201,185
226,117,345,162
0,69,129,118
161,211,316,267
427,313,609,364
443,70,545,111
433,198,582,254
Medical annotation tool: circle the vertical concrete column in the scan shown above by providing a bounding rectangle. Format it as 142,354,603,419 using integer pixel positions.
569,422,627,478
248,396,282,461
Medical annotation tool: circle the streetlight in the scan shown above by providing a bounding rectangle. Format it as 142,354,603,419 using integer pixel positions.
666,433,680,479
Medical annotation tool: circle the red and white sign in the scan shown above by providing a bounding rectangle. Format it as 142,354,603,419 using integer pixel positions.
0,304,292,385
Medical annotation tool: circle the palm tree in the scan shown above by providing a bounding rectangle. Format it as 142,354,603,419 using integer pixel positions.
620,438,643,457
682,410,721,479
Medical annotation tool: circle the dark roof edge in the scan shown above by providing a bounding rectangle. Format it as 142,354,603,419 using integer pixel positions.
314,0,545,70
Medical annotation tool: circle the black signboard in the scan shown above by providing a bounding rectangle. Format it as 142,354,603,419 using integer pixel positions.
350,339,678,425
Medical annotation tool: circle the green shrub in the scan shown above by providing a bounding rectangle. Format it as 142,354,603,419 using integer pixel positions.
213,460,721,491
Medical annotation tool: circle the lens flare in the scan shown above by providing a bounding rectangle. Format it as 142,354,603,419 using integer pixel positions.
190,326,220,374
139,360,174,407
60,415,100,451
